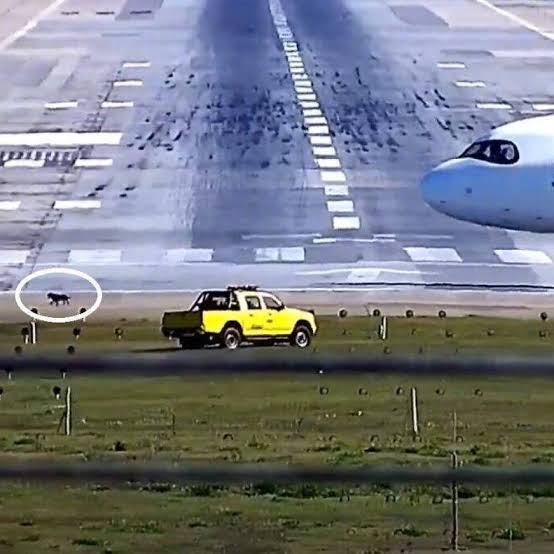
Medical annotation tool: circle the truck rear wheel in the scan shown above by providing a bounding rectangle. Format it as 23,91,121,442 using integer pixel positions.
221,326,242,350
290,324,312,348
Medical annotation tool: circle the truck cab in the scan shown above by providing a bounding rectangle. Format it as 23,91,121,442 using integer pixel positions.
161,286,317,349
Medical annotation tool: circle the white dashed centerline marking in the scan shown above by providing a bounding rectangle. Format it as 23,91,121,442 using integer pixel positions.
405,247,462,263
54,200,101,209
0,201,20,210
45,101,78,109
327,200,354,213
455,80,486,88
0,250,29,264
0,132,122,147
69,249,121,264
324,185,349,196
320,170,346,182
333,216,360,230
305,116,327,125
4,159,45,168
300,101,319,109
317,158,341,169
310,135,332,145
74,158,113,168
122,61,151,68
494,249,552,264
304,108,322,117
437,61,466,69
313,146,336,156
102,101,134,108
307,125,329,135
476,102,512,110
532,103,554,112
113,80,143,87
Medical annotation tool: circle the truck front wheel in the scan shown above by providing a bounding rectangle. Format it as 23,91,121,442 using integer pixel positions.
221,326,242,350
290,324,312,348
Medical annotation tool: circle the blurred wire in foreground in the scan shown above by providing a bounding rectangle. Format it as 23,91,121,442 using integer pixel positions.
0,461,553,486
3,352,554,376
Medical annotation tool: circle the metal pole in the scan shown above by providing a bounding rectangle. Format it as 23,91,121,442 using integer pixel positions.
30,321,37,345
410,387,419,440
65,387,71,436
451,451,459,551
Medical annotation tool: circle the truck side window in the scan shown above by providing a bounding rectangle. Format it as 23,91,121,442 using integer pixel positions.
263,295,281,310
229,292,240,311
245,296,261,310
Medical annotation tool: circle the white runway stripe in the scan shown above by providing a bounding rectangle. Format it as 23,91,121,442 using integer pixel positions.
333,216,360,230
102,101,134,108
304,108,322,117
69,249,121,264
317,158,341,169
54,200,101,209
494,249,552,264
0,132,122,147
455,80,485,88
255,247,305,262
307,125,329,135
74,158,113,168
305,116,327,125
327,200,354,213
0,201,20,210
113,80,143,87
300,101,319,109
437,62,465,69
310,135,332,145
45,101,78,109
313,146,336,156
320,170,346,182
532,103,554,112
476,102,512,109
164,248,214,263
324,184,349,196
0,250,29,264
295,86,313,94
404,247,462,262
4,159,45,168
122,61,150,68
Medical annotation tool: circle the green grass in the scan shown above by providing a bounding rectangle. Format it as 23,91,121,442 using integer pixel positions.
0,315,552,551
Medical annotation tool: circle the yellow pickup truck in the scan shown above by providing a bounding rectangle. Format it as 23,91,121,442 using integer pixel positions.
161,286,317,349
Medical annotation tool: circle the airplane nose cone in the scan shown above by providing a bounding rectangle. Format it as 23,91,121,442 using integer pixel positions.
420,166,447,210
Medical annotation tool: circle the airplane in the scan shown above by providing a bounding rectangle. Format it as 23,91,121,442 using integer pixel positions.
419,114,554,232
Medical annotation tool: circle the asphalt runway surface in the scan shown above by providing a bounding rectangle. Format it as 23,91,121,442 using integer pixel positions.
2,0,554,300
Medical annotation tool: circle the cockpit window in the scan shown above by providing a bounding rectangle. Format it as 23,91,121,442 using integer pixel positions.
459,139,519,165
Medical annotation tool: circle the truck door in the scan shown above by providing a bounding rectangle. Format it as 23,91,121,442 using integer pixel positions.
262,294,288,335
243,295,266,336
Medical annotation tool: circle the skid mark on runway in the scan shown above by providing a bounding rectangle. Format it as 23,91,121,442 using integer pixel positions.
268,0,361,233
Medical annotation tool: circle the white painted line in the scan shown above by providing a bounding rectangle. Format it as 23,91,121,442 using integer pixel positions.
327,200,354,213
294,80,312,87
0,0,68,52
333,216,360,230
113,80,143,87
165,248,213,263
292,73,310,81
313,238,337,244
304,108,322,117
455,80,485,88
69,249,121,264
256,248,279,262
4,159,45,168
45,101,78,109
532,103,554,112
437,62,465,69
324,184,349,196
281,247,305,262
474,0,554,42
102,101,134,108
300,101,320,109
321,170,346,182
310,135,332,145
297,93,317,100
404,247,462,263
0,250,29,264
122,61,151,68
307,125,329,135
305,116,327,125
0,132,122,147
291,67,306,74
286,53,301,60
313,146,336,156
255,247,305,262
0,201,20,210
476,102,512,110
494,249,552,264
74,158,113,168
317,158,341,169
54,200,101,209
288,61,304,68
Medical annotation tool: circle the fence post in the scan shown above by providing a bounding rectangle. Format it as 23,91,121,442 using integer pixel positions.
65,386,72,436
379,316,388,340
30,321,37,345
451,451,459,551
410,387,419,440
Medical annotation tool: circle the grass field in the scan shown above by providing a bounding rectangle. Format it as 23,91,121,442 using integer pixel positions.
0,315,553,552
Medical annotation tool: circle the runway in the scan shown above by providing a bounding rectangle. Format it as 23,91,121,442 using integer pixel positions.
2,0,554,295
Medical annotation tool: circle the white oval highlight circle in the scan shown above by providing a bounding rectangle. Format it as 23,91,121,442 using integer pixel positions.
14,268,102,324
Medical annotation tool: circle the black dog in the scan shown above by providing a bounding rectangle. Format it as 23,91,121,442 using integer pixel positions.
47,292,71,306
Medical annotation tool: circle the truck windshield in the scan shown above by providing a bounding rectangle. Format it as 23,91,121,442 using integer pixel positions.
190,291,237,311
